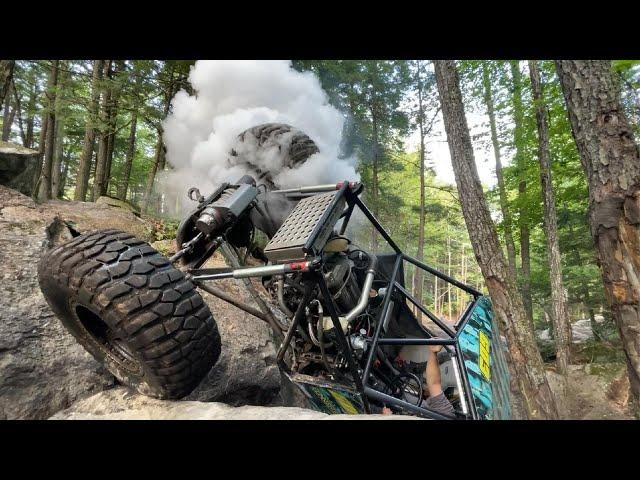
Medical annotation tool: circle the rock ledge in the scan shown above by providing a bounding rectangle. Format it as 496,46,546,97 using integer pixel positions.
51,387,416,420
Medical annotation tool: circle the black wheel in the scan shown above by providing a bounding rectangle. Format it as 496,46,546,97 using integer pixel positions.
38,229,221,399
230,123,319,188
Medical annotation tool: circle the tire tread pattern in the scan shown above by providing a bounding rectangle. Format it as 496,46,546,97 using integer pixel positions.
38,229,221,399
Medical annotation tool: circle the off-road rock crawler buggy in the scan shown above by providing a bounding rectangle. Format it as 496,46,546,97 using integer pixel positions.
38,123,511,419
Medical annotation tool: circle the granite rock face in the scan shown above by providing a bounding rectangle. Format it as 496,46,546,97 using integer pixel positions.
0,141,40,196
0,187,116,419
0,185,283,418
50,387,417,420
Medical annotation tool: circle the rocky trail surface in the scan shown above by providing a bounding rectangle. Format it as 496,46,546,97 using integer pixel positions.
50,387,411,420
0,185,290,419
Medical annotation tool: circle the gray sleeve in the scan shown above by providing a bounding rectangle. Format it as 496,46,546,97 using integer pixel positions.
425,392,455,417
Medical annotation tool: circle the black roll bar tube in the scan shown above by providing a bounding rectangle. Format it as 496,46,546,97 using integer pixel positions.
402,253,482,298
316,273,371,413
276,283,314,365
374,338,456,346
362,254,403,385
347,189,402,254
363,387,456,420
393,282,457,339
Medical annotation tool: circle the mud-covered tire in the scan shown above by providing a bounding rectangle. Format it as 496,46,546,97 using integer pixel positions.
231,123,319,187
37,229,221,399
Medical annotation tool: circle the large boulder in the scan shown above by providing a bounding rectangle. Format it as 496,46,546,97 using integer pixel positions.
0,141,40,196
50,387,416,420
0,187,116,419
0,185,284,418
95,195,140,214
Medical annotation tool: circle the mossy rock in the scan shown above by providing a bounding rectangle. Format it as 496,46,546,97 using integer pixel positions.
95,195,140,214
0,141,40,196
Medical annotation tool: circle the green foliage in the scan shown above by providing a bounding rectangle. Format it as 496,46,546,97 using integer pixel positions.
145,218,180,242
3,58,621,331
457,59,609,328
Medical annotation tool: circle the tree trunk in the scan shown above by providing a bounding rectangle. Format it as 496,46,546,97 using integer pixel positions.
142,63,176,213
58,151,70,198
118,109,137,200
434,60,558,419
585,287,602,341
459,243,467,314
482,62,517,278
74,59,104,201
93,60,113,201
434,273,439,316
529,60,573,374
50,63,68,199
556,60,640,416
25,78,37,149
413,62,427,319
447,233,452,321
51,113,65,199
37,60,59,202
143,135,165,213
104,60,125,195
2,83,16,141
12,81,28,147
371,109,380,252
510,61,534,327
0,60,14,107
32,110,49,197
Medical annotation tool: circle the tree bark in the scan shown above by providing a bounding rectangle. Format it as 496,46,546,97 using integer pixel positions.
434,60,558,419
12,81,28,147
51,63,68,199
2,83,16,141
93,60,113,201
142,62,176,213
59,152,70,197
143,135,165,213
0,60,14,107
74,59,104,201
118,109,137,200
447,233,452,321
36,60,59,202
51,112,65,198
104,60,125,194
370,107,380,252
482,62,517,278
25,77,37,149
556,60,640,416
510,61,534,328
32,109,49,197
413,61,427,317
529,60,573,374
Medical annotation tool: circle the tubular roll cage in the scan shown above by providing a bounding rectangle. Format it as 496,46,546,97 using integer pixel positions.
189,182,484,420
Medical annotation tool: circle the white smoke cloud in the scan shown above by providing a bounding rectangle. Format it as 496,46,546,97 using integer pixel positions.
159,60,359,214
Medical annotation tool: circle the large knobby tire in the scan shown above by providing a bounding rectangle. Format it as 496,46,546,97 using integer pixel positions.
38,229,221,399
230,123,319,188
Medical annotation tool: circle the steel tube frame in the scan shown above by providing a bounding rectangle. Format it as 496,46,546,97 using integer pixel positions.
341,185,483,420
374,338,456,346
364,387,455,420
191,182,486,420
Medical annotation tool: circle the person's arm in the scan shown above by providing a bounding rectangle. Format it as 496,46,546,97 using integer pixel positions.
425,345,443,397
423,344,456,416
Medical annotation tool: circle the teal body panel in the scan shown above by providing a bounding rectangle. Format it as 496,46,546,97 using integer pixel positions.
457,296,512,419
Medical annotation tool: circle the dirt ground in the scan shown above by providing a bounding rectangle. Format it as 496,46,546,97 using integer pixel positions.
546,340,634,420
